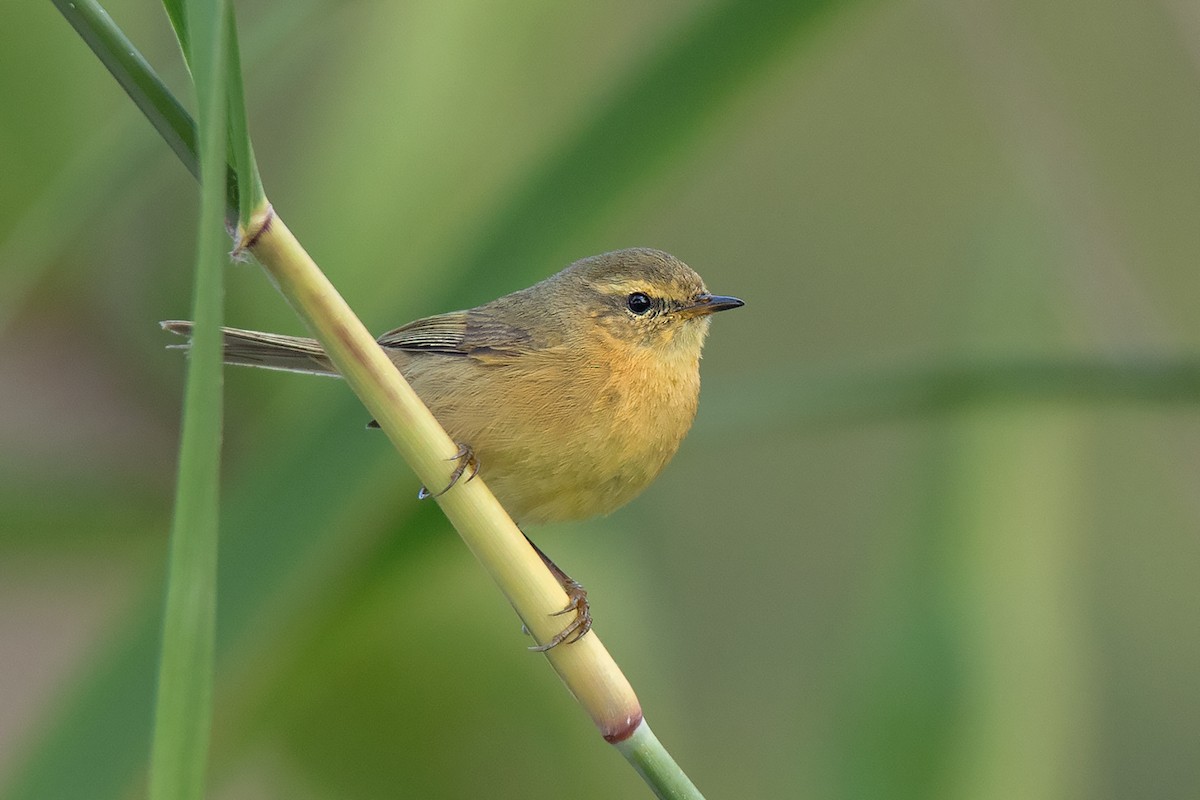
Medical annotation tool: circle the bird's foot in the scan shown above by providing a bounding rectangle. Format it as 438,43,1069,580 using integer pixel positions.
529,579,591,652
418,442,480,500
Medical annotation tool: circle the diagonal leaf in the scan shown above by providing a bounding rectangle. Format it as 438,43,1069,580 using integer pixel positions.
51,0,197,182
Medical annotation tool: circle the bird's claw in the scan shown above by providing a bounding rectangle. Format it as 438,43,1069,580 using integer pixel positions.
418,443,480,500
528,580,591,652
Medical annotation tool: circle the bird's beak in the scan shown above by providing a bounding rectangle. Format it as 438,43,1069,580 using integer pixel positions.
675,293,745,318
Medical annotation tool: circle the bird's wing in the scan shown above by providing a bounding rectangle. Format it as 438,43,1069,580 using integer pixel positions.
376,309,539,362
377,312,471,354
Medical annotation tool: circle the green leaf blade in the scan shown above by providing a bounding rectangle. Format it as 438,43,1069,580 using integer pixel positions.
147,0,229,798
223,10,265,228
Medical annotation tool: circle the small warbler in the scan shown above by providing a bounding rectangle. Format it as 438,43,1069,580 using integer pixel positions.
164,247,742,648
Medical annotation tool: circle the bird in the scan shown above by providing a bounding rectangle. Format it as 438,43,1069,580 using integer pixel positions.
164,247,742,648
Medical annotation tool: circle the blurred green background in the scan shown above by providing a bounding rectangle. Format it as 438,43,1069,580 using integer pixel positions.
3,0,1199,798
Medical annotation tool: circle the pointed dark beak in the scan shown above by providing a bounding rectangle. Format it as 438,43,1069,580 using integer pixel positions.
676,293,745,318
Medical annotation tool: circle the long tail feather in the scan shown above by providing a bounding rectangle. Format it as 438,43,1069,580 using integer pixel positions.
160,320,338,376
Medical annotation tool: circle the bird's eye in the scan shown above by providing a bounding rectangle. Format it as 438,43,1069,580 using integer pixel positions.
626,292,654,315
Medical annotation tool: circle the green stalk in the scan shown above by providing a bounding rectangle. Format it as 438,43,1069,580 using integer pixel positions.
146,0,228,797
615,724,705,800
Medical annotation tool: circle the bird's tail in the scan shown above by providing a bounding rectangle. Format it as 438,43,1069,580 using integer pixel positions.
161,320,338,376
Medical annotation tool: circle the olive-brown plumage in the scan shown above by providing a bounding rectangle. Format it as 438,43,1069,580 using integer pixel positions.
164,248,741,648
165,248,741,525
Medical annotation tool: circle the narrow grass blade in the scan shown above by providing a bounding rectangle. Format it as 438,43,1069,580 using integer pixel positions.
161,0,188,58
223,9,264,228
146,0,229,798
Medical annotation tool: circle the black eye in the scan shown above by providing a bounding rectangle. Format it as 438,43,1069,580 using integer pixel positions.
626,292,653,315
